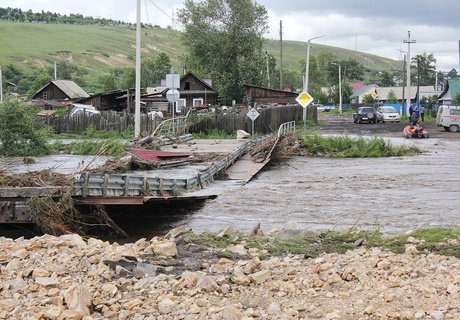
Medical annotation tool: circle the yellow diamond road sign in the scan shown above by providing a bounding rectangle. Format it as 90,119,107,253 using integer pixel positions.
296,91,314,108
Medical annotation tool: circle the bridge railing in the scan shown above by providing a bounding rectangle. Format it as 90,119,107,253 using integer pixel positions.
73,135,272,197
277,121,296,137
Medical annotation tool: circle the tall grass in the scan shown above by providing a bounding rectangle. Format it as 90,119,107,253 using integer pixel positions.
192,129,236,139
302,134,421,158
49,125,134,139
50,139,127,156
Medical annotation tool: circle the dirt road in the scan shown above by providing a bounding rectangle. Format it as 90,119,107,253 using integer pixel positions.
316,112,453,139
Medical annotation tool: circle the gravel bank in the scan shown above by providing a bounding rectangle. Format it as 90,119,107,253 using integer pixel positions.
1,229,459,320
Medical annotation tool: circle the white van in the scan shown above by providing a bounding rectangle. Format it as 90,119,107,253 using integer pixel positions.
436,105,460,132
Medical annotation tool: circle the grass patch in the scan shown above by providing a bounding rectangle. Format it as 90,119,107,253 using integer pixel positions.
182,227,460,259
192,129,236,139
301,134,421,158
50,139,127,156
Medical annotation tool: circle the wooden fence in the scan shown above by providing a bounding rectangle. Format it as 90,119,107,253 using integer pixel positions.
189,105,314,134
39,111,162,134
40,105,315,135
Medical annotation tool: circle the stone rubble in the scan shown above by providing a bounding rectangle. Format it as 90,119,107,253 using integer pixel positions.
0,230,459,320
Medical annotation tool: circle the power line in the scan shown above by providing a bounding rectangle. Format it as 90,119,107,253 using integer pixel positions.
144,0,150,24
147,0,172,21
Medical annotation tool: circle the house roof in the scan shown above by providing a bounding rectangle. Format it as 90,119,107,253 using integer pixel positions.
438,78,460,101
243,84,298,96
52,80,89,99
377,86,435,100
181,72,217,93
33,80,89,99
349,84,377,99
350,82,365,92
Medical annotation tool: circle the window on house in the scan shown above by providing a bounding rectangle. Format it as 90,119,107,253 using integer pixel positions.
177,99,186,113
42,91,48,100
193,98,204,107
184,82,190,90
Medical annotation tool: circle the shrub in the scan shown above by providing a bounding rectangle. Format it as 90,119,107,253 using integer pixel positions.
0,99,51,156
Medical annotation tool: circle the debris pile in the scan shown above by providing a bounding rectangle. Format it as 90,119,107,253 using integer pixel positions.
0,170,73,187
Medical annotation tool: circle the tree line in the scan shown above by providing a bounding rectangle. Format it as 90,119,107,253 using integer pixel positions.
0,7,142,27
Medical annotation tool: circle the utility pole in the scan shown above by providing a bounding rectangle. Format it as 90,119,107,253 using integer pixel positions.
404,31,416,115
279,20,283,90
416,57,420,108
134,0,141,138
0,65,3,103
435,69,438,91
401,54,406,116
54,62,57,79
265,51,270,87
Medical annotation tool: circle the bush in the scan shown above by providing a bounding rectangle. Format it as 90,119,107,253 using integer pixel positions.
302,134,421,158
0,99,51,156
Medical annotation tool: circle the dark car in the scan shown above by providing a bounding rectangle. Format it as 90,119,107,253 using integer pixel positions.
353,107,377,124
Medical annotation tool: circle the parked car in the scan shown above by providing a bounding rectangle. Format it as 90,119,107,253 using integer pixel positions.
353,107,377,124
376,106,401,123
69,104,100,117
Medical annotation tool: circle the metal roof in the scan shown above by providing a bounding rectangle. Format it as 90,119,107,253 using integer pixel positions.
349,85,376,99
51,80,89,99
438,78,460,102
377,86,435,100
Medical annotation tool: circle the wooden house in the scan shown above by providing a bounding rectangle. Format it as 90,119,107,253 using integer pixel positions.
31,80,89,102
176,72,218,109
438,78,460,105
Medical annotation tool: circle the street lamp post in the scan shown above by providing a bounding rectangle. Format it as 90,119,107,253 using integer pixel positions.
338,64,342,114
304,35,326,124
304,35,326,92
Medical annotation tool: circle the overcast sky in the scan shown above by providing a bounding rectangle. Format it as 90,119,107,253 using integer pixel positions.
4,0,460,71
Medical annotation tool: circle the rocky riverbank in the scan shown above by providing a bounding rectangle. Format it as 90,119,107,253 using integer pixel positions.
1,227,459,320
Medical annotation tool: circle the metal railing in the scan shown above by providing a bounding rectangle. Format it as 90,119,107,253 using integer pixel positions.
73,135,272,197
151,110,191,138
277,121,296,137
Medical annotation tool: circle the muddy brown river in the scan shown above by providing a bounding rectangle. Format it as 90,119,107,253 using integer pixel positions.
2,116,459,239
177,134,460,234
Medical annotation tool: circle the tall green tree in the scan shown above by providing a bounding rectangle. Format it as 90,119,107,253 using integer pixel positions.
141,52,172,87
412,53,436,86
377,70,395,87
178,0,268,103
0,99,50,156
386,90,398,103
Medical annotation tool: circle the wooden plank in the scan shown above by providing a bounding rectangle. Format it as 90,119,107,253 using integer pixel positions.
225,154,268,183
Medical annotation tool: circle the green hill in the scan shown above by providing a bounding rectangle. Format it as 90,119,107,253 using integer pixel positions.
0,21,400,94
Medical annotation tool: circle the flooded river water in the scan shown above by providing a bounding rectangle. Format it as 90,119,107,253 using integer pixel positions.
175,136,460,234
1,134,459,239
